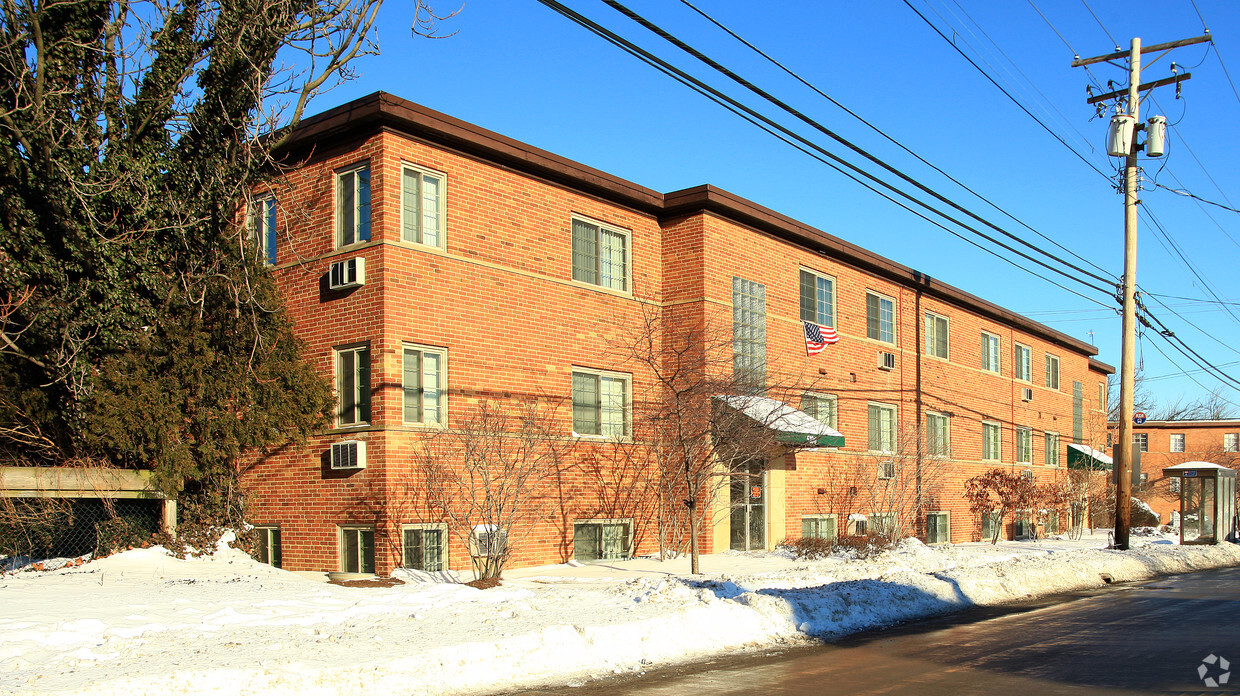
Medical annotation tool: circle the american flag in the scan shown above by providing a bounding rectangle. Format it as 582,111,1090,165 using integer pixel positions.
803,321,839,356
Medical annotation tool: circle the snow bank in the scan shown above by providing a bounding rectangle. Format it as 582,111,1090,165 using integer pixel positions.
2,532,1238,696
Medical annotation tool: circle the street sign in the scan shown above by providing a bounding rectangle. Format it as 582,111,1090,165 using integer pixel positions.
1134,411,1147,425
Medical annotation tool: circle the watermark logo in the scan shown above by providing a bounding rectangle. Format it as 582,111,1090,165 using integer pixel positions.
1199,654,1231,687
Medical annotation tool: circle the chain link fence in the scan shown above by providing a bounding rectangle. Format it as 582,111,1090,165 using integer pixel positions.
0,497,162,566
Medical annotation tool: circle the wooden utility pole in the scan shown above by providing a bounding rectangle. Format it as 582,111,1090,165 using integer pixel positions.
1072,34,1210,550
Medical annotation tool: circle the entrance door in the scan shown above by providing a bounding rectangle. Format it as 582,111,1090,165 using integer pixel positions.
730,460,765,551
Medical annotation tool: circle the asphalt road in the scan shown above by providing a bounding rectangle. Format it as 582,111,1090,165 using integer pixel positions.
518,566,1240,695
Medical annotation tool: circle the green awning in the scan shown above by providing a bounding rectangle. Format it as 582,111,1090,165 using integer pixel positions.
716,395,845,448
1067,442,1113,471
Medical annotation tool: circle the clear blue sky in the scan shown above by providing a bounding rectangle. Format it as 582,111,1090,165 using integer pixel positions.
301,0,1240,412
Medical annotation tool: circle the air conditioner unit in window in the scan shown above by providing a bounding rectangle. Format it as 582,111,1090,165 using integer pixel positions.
1022,387,1033,402
877,351,896,371
328,257,366,290
330,440,366,470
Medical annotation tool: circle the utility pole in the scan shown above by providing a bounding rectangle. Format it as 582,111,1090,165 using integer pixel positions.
1072,33,1210,550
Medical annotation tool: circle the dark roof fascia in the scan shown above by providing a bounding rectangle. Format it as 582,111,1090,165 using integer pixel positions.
664,185,1099,358
1113,419,1240,429
274,92,666,217
1089,358,1116,375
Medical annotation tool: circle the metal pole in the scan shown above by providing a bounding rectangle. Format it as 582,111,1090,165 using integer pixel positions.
1114,37,1141,551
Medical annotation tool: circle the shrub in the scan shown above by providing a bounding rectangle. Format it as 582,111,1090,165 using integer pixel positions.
832,532,895,559
777,536,833,560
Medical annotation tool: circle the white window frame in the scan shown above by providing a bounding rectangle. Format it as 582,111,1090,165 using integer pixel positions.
1015,343,1032,382
1170,477,1181,494
982,421,1001,461
868,402,897,454
470,524,508,558
335,343,370,428
925,312,949,360
800,392,838,430
877,459,897,480
401,523,448,572
402,343,447,426
926,411,950,458
249,195,278,266
1133,432,1149,452
1169,433,1186,453
925,511,950,545
1016,426,1033,464
1226,433,1239,453
870,512,897,536
254,526,281,568
981,332,1001,373
799,267,836,330
570,215,630,293
981,510,1003,541
339,525,375,574
801,514,838,541
866,291,896,344
1045,431,1060,467
1098,382,1107,411
400,162,447,248
572,367,632,439
1045,353,1061,390
336,163,371,248
573,518,633,562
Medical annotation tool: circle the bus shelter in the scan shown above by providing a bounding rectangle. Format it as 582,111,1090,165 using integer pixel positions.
1162,462,1237,545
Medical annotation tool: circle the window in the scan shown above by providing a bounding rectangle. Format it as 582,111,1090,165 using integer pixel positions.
982,421,1001,461
799,268,835,329
470,524,507,557
1170,477,1181,494
800,392,838,430
249,196,278,265
1045,510,1060,535
1021,469,1034,481
572,368,630,438
340,526,375,574
403,344,446,425
981,332,1000,373
1133,433,1149,452
1015,343,1032,382
801,515,837,541
926,412,950,458
925,312,949,359
1045,354,1061,390
732,277,767,386
981,511,1003,541
1073,381,1083,444
866,291,895,344
1045,432,1059,467
1107,431,1113,449
573,519,632,562
1098,383,1107,411
868,403,896,453
336,164,371,247
1014,510,1035,538
1226,433,1239,453
402,524,446,572
1139,472,1149,484
877,460,896,479
335,344,370,427
571,217,629,291
850,515,868,536
1170,434,1186,453
401,163,445,247
254,526,281,568
925,512,950,544
1016,427,1033,463
871,512,897,536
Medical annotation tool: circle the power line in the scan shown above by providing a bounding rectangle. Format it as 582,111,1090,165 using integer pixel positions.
1140,205,1240,329
1080,0,1121,52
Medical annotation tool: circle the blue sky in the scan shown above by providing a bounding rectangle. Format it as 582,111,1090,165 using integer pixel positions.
301,0,1240,411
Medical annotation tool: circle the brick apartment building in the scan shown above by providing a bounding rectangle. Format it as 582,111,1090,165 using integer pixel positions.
1117,419,1240,524
241,92,1114,576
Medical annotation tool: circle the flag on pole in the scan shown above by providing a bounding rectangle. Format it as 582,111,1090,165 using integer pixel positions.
803,321,839,356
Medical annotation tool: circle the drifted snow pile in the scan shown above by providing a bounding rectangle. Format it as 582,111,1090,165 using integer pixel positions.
2,533,1238,696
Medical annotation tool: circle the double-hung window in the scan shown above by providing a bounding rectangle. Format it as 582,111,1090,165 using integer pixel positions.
254,527,281,568
868,402,896,453
801,515,837,541
1226,433,1239,452
1045,354,1061,390
573,519,632,562
800,392,838,430
1134,433,1149,452
401,163,445,247
799,268,835,329
337,164,371,247
1045,432,1059,466
571,217,629,291
403,344,446,425
249,196,278,265
1016,426,1033,463
1170,433,1186,452
982,421,1001,461
403,524,446,572
733,277,767,387
340,526,375,574
866,291,895,344
336,344,370,427
572,368,630,438
926,412,950,458
925,512,950,544
1015,343,1032,382
1098,383,1107,411
925,312,949,359
981,332,1000,373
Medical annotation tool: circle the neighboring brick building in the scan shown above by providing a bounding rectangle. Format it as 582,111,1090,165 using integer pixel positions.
240,92,1114,576
1115,419,1240,524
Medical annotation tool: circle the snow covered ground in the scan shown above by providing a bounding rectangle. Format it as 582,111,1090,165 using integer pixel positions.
3,531,1239,696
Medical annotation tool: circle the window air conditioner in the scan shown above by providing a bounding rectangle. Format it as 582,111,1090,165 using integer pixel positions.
330,440,367,470
328,257,366,290
877,351,896,371
1022,388,1033,402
